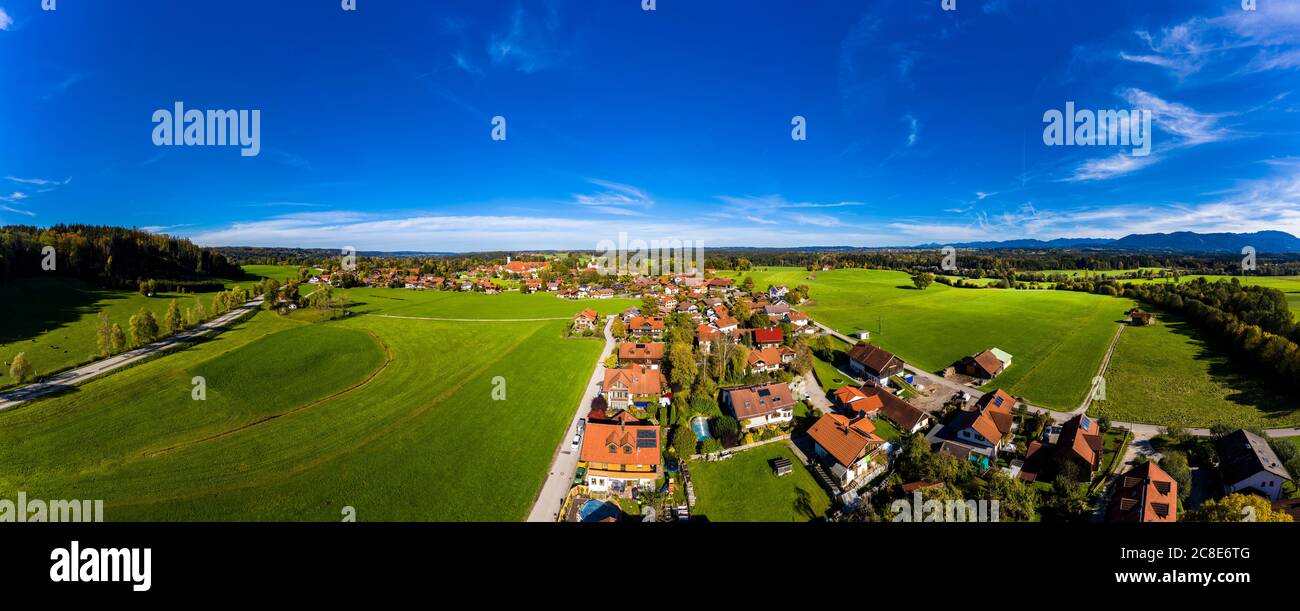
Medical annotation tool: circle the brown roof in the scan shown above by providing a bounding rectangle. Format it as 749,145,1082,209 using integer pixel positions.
579,418,661,468
1108,461,1177,523
846,342,901,376
603,366,666,396
575,308,598,321
807,414,884,468
724,383,795,420
975,389,1016,413
861,383,928,431
1059,414,1103,470
618,342,665,361
970,350,1003,376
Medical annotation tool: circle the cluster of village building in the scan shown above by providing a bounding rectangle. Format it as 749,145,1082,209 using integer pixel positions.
310,256,1293,522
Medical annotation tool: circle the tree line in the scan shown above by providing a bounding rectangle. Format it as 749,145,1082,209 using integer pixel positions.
0,225,242,289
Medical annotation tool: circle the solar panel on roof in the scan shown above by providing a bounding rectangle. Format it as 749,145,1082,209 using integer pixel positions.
1081,415,1092,429
993,396,1003,406
636,438,656,449
636,429,656,439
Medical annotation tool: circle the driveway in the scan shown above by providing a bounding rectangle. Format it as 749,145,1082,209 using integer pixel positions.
0,298,265,412
526,315,617,522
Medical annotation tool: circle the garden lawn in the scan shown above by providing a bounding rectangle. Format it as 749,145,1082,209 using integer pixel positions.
0,291,608,521
727,267,1134,409
1092,314,1300,428
689,443,831,522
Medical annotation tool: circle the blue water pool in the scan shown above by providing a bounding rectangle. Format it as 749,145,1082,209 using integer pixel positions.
578,500,620,522
690,417,711,442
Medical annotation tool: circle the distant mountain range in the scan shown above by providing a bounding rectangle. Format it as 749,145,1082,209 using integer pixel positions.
912,231,1300,254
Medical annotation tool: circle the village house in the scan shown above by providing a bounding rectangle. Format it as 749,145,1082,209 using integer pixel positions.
580,411,661,495
618,342,665,368
806,413,886,490
768,285,789,300
846,342,905,385
1107,461,1178,523
753,327,784,348
602,366,666,412
785,311,810,327
746,345,796,374
1023,413,1104,482
1216,429,1293,501
712,315,740,333
963,348,1011,380
696,324,723,352
573,308,599,332
953,389,1016,451
862,382,932,434
721,382,796,430
626,316,666,338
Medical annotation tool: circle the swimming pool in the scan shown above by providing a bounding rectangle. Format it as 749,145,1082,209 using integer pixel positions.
578,500,620,522
690,417,711,442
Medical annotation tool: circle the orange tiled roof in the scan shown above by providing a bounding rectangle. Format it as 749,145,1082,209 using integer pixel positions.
603,366,665,396
618,342,665,361
580,419,661,468
806,413,884,468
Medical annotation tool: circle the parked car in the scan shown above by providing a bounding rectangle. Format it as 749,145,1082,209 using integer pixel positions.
570,433,582,451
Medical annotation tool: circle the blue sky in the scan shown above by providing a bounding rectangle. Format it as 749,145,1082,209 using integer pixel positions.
1,0,1298,251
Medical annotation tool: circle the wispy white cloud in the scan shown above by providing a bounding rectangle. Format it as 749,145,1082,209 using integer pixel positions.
571,179,652,215
0,204,35,217
7,176,70,187
0,191,29,202
904,113,920,147
1121,5,1300,78
0,8,12,32
1064,89,1232,182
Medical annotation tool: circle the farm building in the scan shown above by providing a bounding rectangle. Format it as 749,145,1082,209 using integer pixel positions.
846,341,904,385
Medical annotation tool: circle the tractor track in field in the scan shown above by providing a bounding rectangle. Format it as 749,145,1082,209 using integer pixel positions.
141,329,394,458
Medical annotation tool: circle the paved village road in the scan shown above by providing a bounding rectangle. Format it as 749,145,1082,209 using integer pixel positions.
0,298,265,412
805,318,1300,439
526,316,617,522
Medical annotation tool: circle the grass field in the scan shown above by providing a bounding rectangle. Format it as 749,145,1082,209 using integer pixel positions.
342,286,637,318
0,265,293,387
1091,314,1299,428
725,268,1134,409
689,443,831,522
0,289,616,521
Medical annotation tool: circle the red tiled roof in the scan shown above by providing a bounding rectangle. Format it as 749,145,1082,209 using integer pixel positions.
580,418,661,468
1108,461,1177,523
753,328,784,345
618,342,665,361
603,366,665,396
807,414,884,468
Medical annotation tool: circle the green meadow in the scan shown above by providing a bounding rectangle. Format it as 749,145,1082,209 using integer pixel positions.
0,265,292,387
341,286,637,318
0,289,615,521
689,443,831,522
1091,313,1299,428
728,268,1134,409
